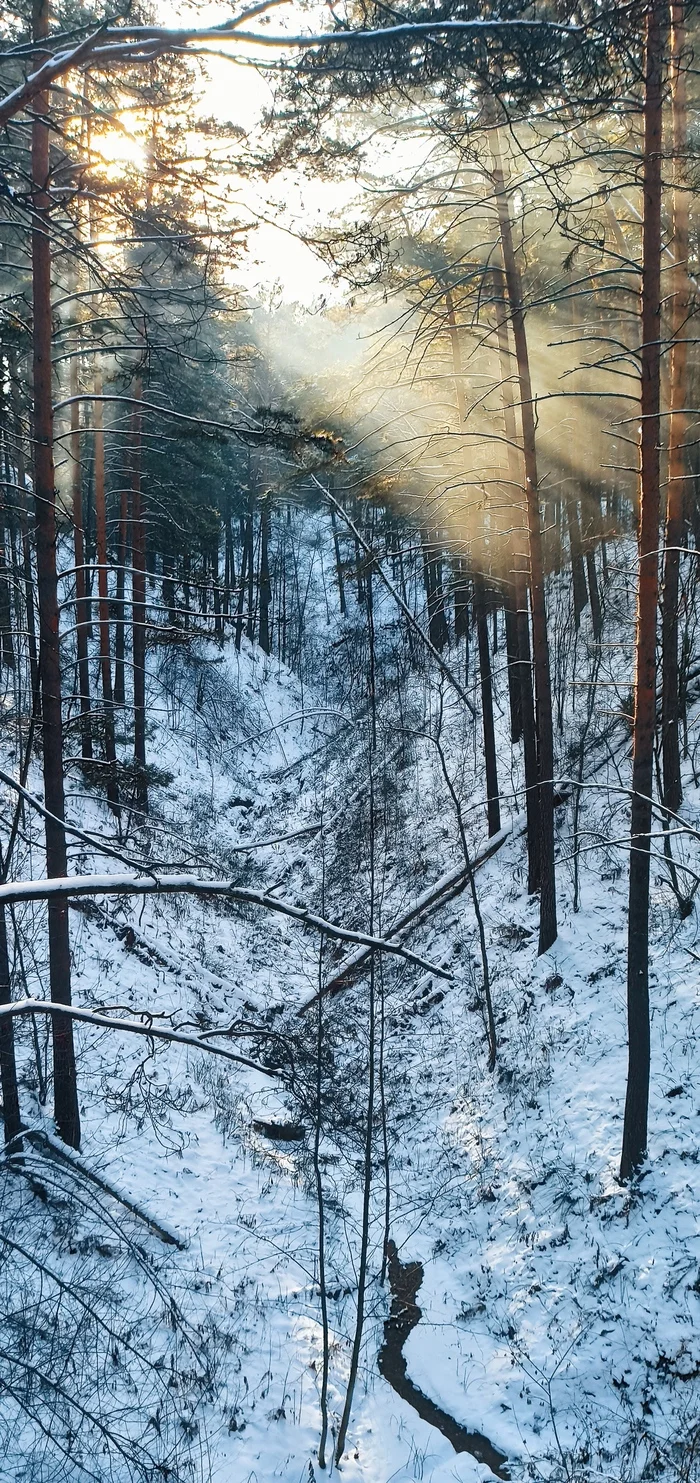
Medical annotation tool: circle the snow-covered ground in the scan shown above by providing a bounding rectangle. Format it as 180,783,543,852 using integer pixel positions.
2,515,699,1483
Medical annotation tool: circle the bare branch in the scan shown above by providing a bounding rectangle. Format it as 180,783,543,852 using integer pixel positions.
0,874,453,980
0,29,105,130
0,12,589,130
0,998,281,1075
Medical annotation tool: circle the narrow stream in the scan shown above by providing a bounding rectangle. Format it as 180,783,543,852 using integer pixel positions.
378,1240,510,1481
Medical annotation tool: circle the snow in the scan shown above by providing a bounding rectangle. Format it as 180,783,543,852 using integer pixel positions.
1,512,699,1482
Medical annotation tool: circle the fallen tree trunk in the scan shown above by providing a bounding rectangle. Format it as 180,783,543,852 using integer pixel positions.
15,1127,187,1248
299,816,523,1013
304,714,639,1015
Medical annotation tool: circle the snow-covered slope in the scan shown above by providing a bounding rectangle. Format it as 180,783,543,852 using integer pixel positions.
3,520,699,1483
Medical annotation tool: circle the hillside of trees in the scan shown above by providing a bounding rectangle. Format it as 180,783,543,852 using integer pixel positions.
0,1,699,1479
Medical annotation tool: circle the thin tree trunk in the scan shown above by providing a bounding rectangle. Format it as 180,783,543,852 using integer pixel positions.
32,0,80,1148
245,490,255,640
235,513,249,651
223,496,234,618
495,579,514,718
11,380,40,714
113,473,128,706
335,770,376,1466
422,530,449,650
474,576,501,836
435,694,498,1070
490,121,556,951
453,558,470,642
0,899,21,1147
355,533,365,604
565,277,589,624
280,535,287,662
162,552,177,629
259,496,271,653
447,286,517,757
70,351,92,758
93,372,119,810
567,494,589,627
586,546,603,641
212,541,222,637
494,265,540,890
246,495,256,640
313,928,330,1467
330,504,347,616
445,285,468,423
661,0,687,816
620,0,664,1183
130,377,147,813
182,551,191,629
0,466,15,671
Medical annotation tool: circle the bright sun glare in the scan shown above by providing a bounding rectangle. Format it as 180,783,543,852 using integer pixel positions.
93,118,147,180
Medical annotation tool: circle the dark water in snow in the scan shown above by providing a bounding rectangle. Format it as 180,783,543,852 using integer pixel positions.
378,1240,510,1481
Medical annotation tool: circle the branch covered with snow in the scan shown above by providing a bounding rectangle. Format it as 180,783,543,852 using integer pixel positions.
0,998,281,1076
0,874,453,980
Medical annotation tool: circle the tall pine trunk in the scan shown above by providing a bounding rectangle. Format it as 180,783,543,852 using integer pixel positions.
32,0,80,1147
661,0,687,816
491,123,556,951
494,263,540,894
620,0,664,1183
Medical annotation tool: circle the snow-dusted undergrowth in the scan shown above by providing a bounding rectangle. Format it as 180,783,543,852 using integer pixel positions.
1,512,699,1483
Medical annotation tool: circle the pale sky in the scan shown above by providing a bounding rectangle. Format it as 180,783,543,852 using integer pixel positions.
174,1,354,303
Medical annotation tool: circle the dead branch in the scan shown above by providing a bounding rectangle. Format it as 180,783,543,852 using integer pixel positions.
12,1128,186,1249
0,998,281,1075
0,875,453,980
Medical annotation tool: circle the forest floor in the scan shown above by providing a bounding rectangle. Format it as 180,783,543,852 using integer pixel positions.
3,558,700,1483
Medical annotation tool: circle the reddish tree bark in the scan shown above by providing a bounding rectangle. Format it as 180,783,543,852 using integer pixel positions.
661,0,688,816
